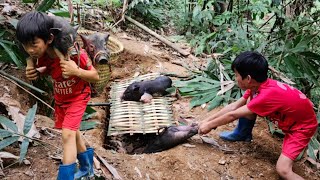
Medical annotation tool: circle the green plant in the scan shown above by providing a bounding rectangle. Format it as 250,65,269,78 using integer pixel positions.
308,135,320,163
0,27,25,68
0,103,37,164
37,0,57,12
22,0,58,12
80,106,99,131
174,0,320,110
127,0,176,28
174,63,242,111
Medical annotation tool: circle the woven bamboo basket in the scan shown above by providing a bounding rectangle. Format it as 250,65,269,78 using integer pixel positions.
107,73,176,136
76,29,124,93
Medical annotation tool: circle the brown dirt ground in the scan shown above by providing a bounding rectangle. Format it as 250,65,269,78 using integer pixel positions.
0,33,319,180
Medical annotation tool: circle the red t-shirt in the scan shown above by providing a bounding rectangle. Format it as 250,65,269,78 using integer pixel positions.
37,49,92,104
243,79,317,132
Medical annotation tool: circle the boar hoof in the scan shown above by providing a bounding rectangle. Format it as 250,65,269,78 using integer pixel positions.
140,93,153,103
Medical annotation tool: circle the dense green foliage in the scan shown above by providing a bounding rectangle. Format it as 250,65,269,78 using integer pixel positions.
0,19,25,68
170,0,320,109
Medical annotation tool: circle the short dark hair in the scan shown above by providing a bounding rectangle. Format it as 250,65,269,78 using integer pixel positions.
231,51,268,82
16,11,54,44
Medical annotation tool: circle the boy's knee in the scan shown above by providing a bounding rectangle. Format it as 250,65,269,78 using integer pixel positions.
276,163,290,178
62,129,76,143
276,154,294,179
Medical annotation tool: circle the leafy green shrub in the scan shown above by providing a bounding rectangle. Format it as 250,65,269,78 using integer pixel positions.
0,104,37,164
127,0,177,28
0,26,26,68
173,0,320,110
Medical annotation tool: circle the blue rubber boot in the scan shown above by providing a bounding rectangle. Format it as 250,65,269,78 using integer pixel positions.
57,163,76,180
219,117,256,142
74,148,94,179
87,148,94,177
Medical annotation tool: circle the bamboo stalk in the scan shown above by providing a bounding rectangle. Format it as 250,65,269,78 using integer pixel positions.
0,70,48,96
87,102,111,106
125,16,190,56
0,74,54,111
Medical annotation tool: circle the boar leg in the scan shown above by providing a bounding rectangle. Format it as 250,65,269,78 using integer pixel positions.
54,47,69,79
140,92,153,103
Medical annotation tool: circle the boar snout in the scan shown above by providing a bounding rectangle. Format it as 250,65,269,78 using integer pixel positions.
97,54,109,64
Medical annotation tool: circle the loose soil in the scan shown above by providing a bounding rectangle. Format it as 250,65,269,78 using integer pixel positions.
0,30,319,180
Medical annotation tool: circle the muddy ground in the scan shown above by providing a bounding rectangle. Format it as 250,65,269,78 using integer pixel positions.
0,29,319,180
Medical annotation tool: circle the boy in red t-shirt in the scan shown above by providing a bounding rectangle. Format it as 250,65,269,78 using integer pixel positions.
199,51,317,179
16,12,99,179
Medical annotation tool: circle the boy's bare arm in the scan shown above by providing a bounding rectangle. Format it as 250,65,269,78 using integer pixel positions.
26,66,39,80
25,57,39,80
60,60,99,83
199,105,254,134
201,97,247,124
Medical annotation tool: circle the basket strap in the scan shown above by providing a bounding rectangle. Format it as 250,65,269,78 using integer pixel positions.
66,42,81,68
74,42,81,67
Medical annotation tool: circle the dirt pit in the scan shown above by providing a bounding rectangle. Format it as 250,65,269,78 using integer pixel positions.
105,133,159,154
1,36,319,180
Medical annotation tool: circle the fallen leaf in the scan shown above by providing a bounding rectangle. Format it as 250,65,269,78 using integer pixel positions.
97,155,122,180
23,159,31,165
146,173,150,180
0,97,40,141
24,170,33,177
212,53,223,59
134,167,142,178
182,143,196,148
93,157,101,170
241,159,248,165
3,86,9,92
133,72,140,78
2,4,13,14
218,157,226,165
0,152,19,159
119,33,134,40
144,45,150,55
200,136,234,153
200,136,220,147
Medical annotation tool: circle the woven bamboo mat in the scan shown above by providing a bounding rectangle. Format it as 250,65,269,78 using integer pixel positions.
107,73,176,136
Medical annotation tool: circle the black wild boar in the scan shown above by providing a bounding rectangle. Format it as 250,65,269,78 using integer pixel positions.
121,76,172,103
80,32,110,65
143,123,199,153
49,15,79,56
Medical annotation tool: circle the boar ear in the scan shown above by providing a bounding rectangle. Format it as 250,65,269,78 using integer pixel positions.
50,28,62,35
73,25,80,32
104,33,110,42
79,34,90,48
133,84,140,91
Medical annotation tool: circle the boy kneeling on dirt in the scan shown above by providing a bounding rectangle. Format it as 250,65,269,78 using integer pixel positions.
198,51,317,179
16,11,100,179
